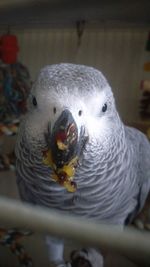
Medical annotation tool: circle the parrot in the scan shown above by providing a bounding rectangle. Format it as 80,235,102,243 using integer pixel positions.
15,63,150,267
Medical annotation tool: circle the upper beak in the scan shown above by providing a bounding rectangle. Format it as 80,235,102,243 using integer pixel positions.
50,109,78,168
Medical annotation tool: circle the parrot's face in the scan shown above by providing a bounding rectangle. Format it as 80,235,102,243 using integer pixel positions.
25,64,120,191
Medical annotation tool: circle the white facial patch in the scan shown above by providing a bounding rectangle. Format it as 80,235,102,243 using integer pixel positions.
27,82,114,145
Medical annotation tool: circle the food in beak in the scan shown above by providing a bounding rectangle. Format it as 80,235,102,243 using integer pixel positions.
43,110,79,192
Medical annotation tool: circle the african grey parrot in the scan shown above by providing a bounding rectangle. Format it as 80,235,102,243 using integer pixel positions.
15,63,150,267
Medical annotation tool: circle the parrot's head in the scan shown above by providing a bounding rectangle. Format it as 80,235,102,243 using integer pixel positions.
25,63,121,191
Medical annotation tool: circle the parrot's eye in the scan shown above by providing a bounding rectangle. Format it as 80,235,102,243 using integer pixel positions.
78,110,82,116
102,103,107,113
32,96,37,106
53,107,57,114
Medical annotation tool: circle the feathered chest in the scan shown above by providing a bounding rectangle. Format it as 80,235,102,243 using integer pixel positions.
16,135,139,224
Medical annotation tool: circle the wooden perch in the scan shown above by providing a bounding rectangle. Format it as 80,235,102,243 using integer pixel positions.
0,196,150,264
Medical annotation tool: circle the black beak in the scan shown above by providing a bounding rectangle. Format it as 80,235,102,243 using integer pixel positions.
50,109,78,168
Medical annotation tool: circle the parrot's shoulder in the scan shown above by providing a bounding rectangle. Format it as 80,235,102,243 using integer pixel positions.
124,125,150,217
124,124,150,173
124,125,150,149
123,125,150,171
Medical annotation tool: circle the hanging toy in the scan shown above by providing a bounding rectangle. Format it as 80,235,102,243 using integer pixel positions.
0,32,31,123
0,34,19,64
0,228,33,267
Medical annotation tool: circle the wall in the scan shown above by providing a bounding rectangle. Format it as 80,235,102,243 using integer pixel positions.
1,27,149,123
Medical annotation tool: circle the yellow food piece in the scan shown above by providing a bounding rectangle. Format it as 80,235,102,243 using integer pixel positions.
43,149,78,192
43,150,56,169
62,165,75,177
64,181,76,193
57,140,68,150
43,151,52,166
52,173,76,192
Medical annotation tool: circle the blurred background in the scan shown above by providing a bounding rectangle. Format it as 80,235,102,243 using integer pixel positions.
0,1,150,266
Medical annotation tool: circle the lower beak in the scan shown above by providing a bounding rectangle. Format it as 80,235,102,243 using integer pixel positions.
50,109,78,168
